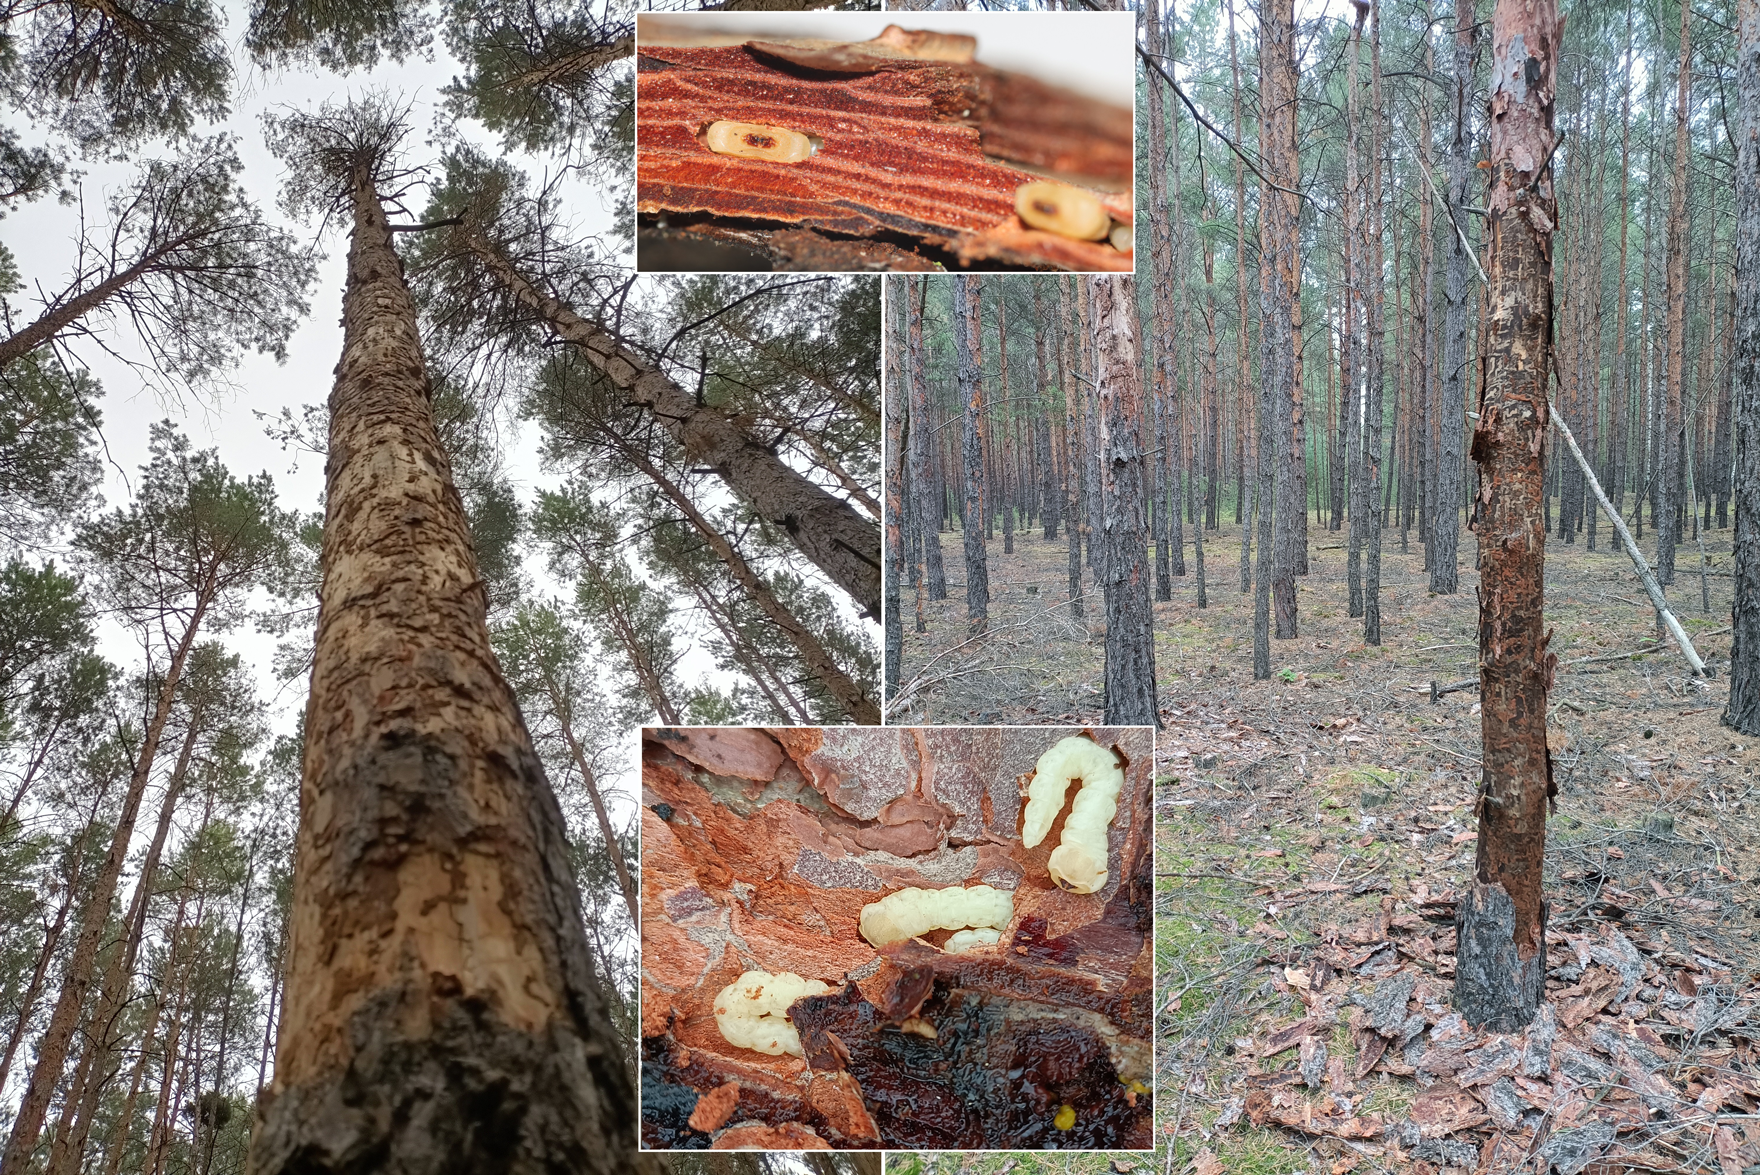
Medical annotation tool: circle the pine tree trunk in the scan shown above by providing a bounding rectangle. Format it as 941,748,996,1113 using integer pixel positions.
1728,0,1760,735
1262,0,1300,642
250,166,645,1175
1433,0,1477,594
885,277,906,705
1,607,205,1171
955,277,989,636
1058,277,1085,618
1659,0,1694,584
1363,0,1387,646
1094,276,1158,726
908,279,947,603
462,228,879,617
1456,0,1562,1032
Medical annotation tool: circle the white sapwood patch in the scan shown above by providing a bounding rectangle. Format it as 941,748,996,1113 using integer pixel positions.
712,970,833,1057
857,885,1013,948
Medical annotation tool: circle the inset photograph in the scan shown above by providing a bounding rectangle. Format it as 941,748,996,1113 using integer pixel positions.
638,725,1155,1150
635,13,1133,272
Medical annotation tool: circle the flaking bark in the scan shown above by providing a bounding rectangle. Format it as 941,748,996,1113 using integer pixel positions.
1729,0,1760,734
1457,0,1562,1032
249,166,644,1175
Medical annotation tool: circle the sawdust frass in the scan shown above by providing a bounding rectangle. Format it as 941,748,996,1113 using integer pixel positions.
637,726,1155,1150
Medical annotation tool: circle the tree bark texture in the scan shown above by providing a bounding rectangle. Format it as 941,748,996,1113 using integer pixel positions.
1261,0,1300,644
1658,0,1693,584
1458,0,1562,1033
1730,0,1760,735
907,278,946,603
1433,0,1477,595
954,277,988,635
463,228,880,618
885,276,906,704
250,170,645,1175
1093,276,1158,727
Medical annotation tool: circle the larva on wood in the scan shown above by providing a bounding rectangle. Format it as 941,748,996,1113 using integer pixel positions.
703,121,815,163
712,969,832,1057
1013,181,1111,242
943,927,1002,954
1024,736,1125,894
858,884,1013,948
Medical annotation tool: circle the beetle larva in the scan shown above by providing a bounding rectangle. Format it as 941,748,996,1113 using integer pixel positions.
1023,736,1124,894
1110,223,1133,254
703,121,815,163
858,884,1014,948
1014,181,1111,242
713,969,832,1057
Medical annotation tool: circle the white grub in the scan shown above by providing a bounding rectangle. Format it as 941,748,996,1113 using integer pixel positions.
858,884,1013,948
1024,736,1124,894
703,121,815,163
1014,181,1111,242
899,1016,938,1039
943,926,1002,954
1110,222,1133,254
713,969,832,1057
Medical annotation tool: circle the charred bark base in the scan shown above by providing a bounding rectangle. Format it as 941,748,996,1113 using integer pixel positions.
1453,881,1547,1032
250,1000,634,1175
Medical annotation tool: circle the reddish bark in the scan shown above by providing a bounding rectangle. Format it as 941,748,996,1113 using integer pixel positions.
1458,0,1564,1032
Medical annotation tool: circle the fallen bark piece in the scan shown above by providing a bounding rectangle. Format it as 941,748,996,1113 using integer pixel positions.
711,1122,831,1150
636,36,1132,271
1536,1117,1616,1175
688,1081,742,1132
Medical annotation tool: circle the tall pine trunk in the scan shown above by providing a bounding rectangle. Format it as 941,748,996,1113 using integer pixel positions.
1433,0,1477,595
1728,0,1760,735
250,160,644,1175
1094,276,1158,726
1456,0,1562,1032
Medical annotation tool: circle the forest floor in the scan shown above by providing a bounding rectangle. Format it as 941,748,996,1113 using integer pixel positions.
888,517,1760,1175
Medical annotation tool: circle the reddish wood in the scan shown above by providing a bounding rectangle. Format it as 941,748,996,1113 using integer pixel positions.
637,40,1131,272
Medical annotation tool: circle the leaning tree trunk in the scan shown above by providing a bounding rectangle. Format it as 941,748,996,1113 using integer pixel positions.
248,166,645,1175
1456,0,1562,1033
1094,276,1158,726
461,227,880,618
1730,0,1760,735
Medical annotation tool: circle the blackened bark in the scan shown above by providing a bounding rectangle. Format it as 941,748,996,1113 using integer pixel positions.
955,277,989,635
1457,0,1561,1033
1094,276,1158,727
1728,0,1760,735
251,170,645,1175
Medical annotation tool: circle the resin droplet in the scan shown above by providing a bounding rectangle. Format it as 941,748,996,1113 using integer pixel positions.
704,121,815,163
1014,182,1111,241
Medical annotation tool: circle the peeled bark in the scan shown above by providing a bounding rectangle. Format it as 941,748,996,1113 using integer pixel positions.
1729,0,1760,735
462,228,880,617
1457,0,1562,1033
250,166,645,1174
1093,276,1157,726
